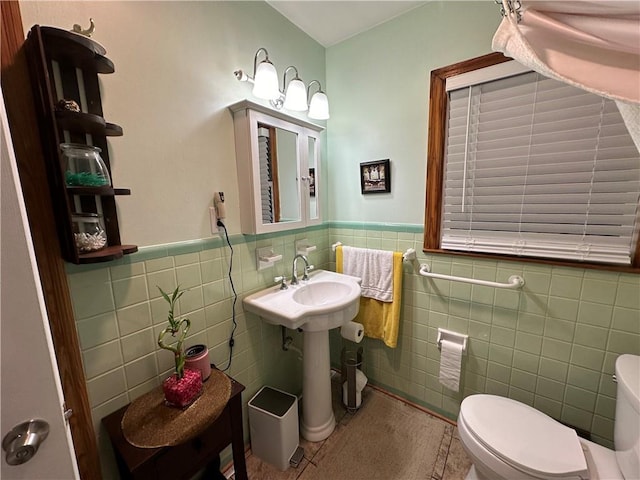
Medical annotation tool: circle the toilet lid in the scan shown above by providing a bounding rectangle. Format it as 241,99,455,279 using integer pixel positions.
460,395,588,478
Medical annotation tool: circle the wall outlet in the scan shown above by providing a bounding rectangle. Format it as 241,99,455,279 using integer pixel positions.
209,206,220,235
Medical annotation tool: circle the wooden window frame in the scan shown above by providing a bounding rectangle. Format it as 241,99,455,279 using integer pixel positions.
423,52,640,272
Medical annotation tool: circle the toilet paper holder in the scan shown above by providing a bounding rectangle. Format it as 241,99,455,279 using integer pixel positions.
437,328,468,354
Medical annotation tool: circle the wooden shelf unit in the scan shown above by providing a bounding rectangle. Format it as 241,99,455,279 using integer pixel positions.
25,25,136,264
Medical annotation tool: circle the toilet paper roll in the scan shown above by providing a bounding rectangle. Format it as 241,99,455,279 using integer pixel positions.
439,339,463,392
342,381,362,408
340,321,364,343
355,369,368,391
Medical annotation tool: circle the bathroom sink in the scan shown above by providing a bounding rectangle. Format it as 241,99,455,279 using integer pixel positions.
243,269,361,332
245,269,363,442
292,281,352,307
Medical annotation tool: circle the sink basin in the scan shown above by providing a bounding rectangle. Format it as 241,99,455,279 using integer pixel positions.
243,269,361,332
292,281,352,307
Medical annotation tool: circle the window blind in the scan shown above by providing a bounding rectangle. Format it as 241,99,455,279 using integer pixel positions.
442,71,640,264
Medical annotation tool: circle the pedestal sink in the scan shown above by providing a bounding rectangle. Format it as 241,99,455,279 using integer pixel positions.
243,270,361,441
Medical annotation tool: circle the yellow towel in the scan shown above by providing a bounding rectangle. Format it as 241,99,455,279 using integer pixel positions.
337,246,403,348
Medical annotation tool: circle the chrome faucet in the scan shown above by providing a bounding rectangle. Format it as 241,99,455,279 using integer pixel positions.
290,254,310,285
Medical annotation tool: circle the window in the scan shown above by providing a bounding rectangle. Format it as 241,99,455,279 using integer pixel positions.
424,53,640,269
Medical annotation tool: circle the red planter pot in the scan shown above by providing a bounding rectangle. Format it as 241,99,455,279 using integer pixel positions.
162,368,203,408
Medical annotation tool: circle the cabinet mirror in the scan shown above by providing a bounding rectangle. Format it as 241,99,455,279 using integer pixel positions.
257,123,301,225
308,135,319,221
230,100,324,234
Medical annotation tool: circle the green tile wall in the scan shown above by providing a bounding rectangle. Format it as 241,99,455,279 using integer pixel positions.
326,224,640,449
68,222,638,476
67,227,329,477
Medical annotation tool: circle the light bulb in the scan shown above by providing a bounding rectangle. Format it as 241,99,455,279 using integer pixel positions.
308,91,330,120
283,78,308,111
253,61,280,100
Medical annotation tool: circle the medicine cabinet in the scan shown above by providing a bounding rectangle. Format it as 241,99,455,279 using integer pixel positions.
229,100,323,234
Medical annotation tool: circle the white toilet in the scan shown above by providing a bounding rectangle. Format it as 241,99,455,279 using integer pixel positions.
458,354,640,480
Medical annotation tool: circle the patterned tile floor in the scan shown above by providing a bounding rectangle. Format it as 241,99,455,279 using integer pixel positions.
229,381,472,480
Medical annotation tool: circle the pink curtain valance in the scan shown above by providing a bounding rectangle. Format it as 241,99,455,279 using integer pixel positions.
492,0,640,149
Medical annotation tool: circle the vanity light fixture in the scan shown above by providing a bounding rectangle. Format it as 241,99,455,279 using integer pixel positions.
307,80,330,120
234,48,329,119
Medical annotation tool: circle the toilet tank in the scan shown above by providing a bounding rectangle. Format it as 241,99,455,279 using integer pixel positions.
615,354,640,479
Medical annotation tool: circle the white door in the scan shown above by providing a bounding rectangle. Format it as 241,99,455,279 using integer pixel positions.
0,89,79,478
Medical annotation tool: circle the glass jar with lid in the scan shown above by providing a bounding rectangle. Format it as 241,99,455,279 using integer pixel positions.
72,213,107,252
60,143,111,187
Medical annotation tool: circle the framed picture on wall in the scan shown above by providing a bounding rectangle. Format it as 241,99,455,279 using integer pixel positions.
360,159,390,194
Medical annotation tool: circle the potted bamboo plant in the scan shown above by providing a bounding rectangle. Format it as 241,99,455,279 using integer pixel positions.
157,286,202,407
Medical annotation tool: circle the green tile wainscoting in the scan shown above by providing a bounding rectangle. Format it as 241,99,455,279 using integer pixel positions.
66,225,329,478
326,223,639,450
65,222,639,477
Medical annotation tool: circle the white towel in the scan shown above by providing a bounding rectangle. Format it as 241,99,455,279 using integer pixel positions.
341,246,394,302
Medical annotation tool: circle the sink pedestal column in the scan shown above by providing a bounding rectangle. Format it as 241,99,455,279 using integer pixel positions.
300,330,335,442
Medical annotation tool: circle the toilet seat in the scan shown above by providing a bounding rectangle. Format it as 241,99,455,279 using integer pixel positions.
460,395,589,479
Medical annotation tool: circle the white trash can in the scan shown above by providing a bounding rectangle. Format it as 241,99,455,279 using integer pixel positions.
248,386,299,471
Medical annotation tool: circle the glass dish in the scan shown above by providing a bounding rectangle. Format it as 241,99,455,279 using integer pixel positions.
61,143,111,187
72,213,107,252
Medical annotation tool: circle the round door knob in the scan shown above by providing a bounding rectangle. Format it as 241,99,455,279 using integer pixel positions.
2,419,49,465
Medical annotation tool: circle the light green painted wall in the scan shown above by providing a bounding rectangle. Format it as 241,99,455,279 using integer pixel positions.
20,0,326,246
325,1,500,224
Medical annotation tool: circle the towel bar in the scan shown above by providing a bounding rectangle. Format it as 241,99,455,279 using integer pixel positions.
402,248,417,261
331,242,416,263
418,264,525,290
